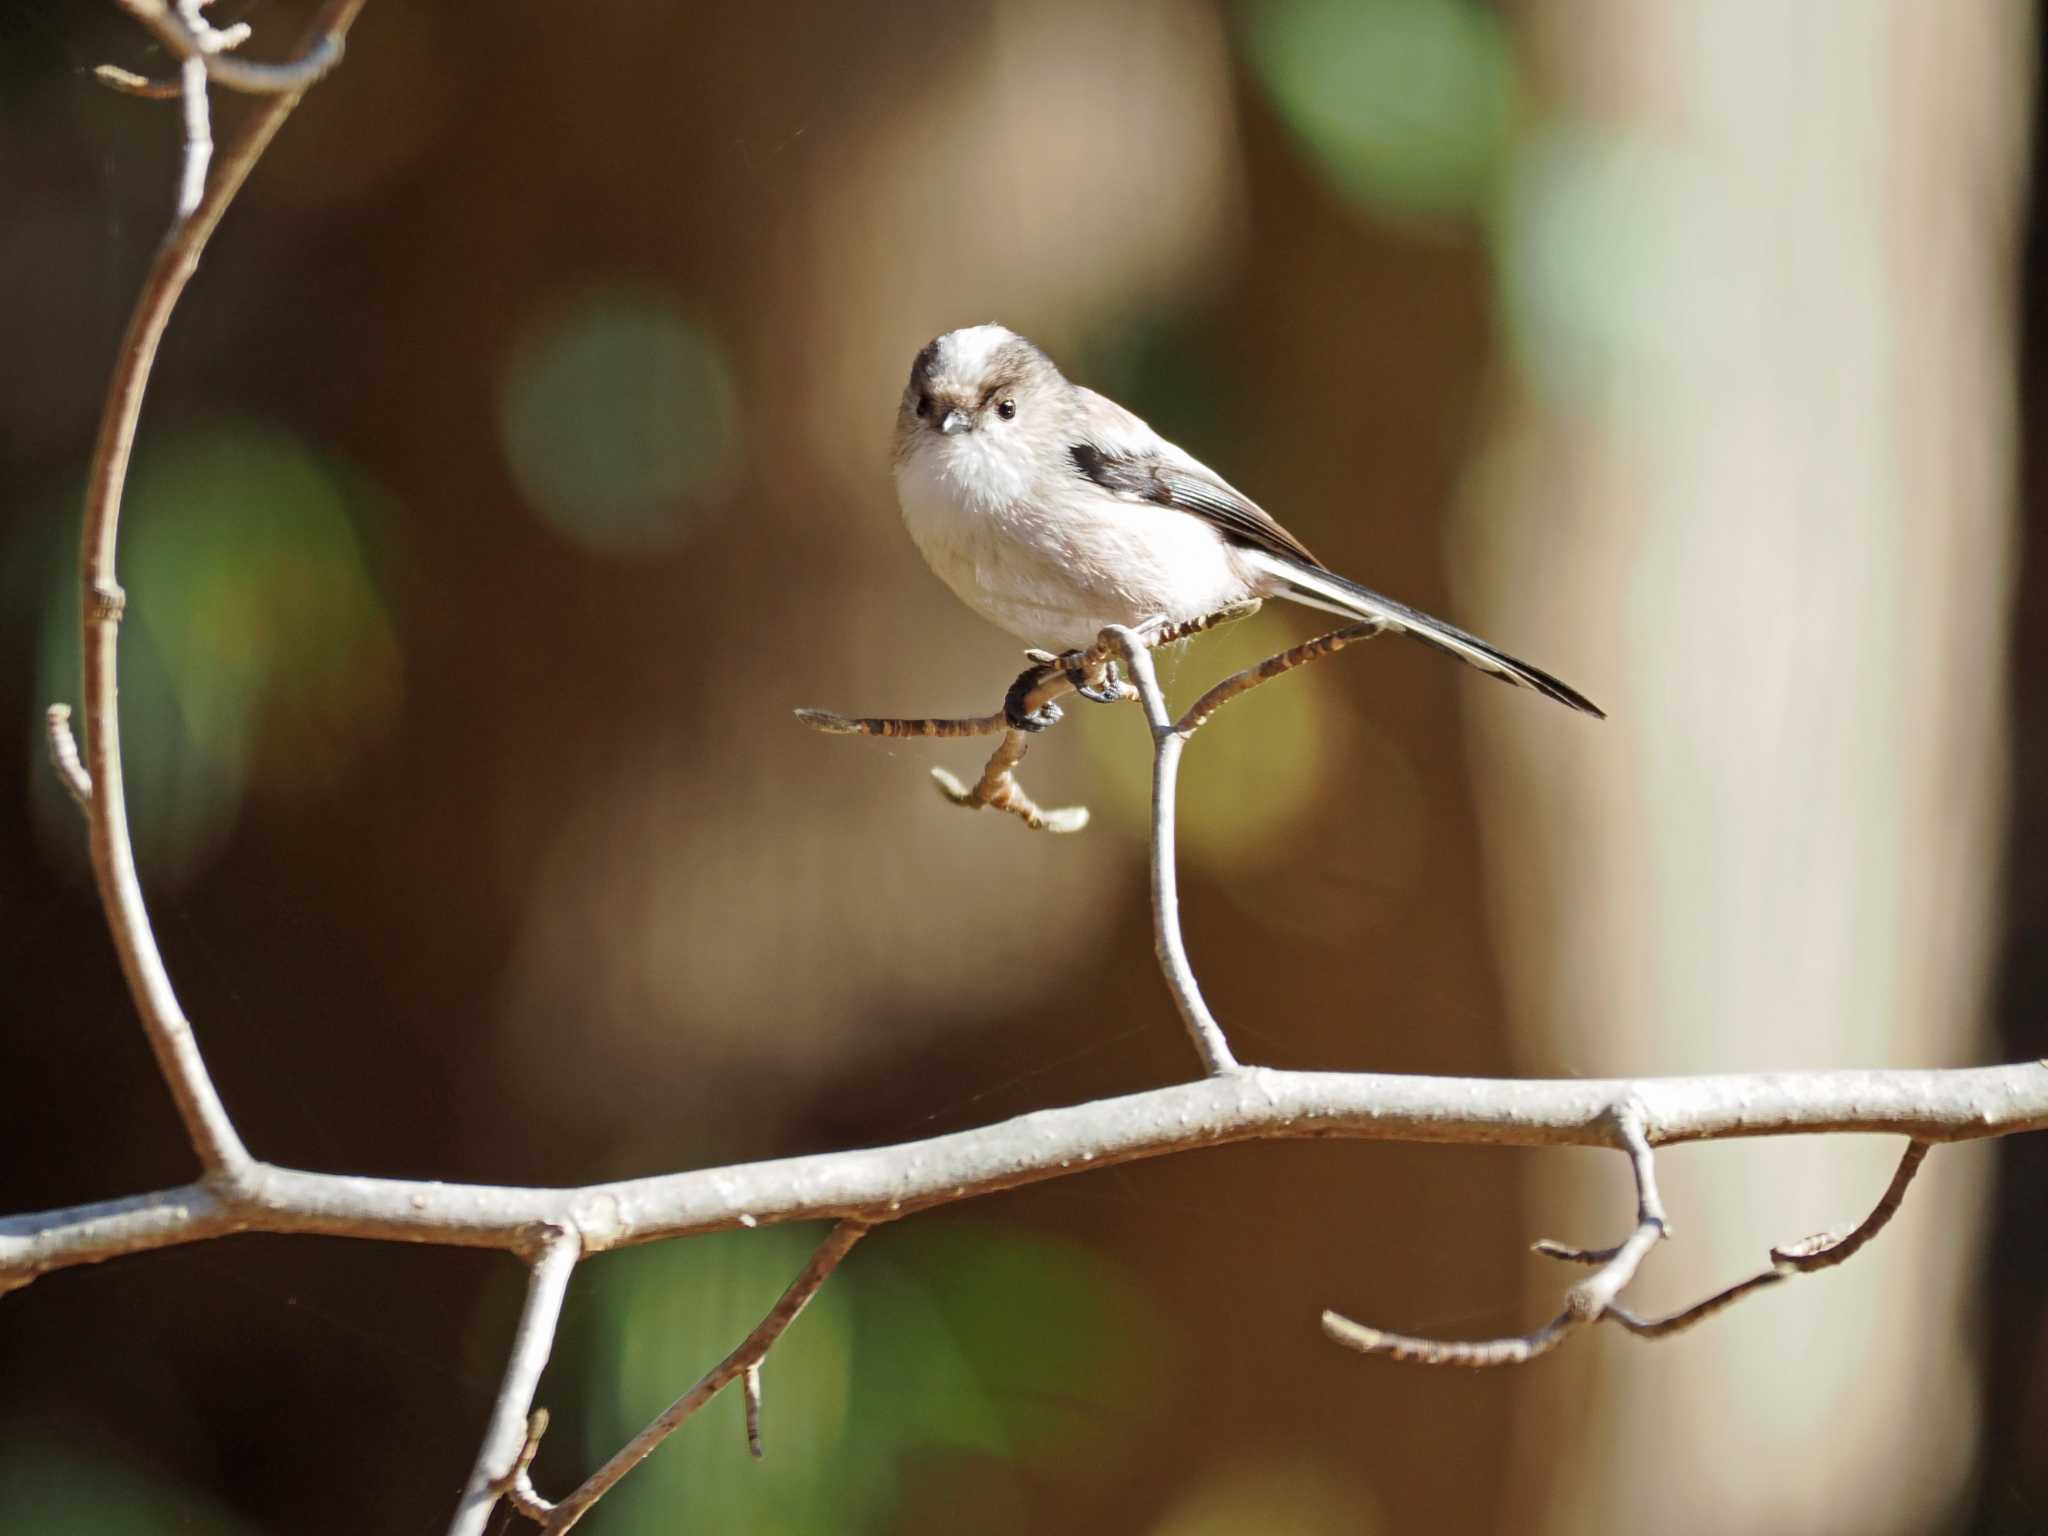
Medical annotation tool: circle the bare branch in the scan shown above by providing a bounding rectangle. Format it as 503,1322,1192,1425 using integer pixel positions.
499,1412,555,1524
174,53,210,218
929,726,1091,832
800,604,1358,1064
795,600,1263,837
1605,1137,1934,1338
1174,620,1383,737
108,0,349,97
451,1229,581,1536
742,1361,765,1459
1107,626,1239,1075
794,707,1004,739
532,1222,868,1533
6,1068,2037,1295
80,0,369,1177
1322,1101,1670,1366
1769,1136,1930,1271
94,63,185,99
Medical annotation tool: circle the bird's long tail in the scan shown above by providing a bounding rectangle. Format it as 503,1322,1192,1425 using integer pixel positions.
1239,548,1604,718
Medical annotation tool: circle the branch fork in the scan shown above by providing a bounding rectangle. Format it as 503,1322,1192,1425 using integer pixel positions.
1323,1115,1934,1367
100,0,349,101
797,599,1280,835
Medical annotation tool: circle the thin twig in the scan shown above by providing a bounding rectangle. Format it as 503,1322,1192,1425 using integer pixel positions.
533,1222,869,1533
1107,626,1239,1075
801,605,1370,1058
1175,621,1383,736
1106,613,1389,1075
70,0,369,1178
1322,1101,1669,1366
742,1361,765,1459
1769,1136,1930,1271
929,726,1090,832
793,707,1004,739
450,1230,581,1536
95,63,185,99
44,705,93,808
500,1412,556,1523
175,53,210,218
795,599,1264,835
1605,1138,1933,1338
109,0,349,97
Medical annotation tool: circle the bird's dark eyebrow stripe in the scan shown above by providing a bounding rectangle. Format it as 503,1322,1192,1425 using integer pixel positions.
909,339,941,390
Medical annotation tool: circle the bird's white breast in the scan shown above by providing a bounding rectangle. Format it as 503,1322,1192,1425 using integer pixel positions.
895,438,1252,651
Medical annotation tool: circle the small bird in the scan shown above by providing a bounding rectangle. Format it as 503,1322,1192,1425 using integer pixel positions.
893,324,1602,723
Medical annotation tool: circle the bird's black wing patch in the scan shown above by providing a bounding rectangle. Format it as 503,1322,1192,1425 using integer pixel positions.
1068,442,1321,568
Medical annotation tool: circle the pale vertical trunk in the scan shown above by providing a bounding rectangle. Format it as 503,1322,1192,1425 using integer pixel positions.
1462,4,2030,1530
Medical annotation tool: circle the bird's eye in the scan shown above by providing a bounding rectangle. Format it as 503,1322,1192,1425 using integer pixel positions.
916,393,932,418
996,398,1017,420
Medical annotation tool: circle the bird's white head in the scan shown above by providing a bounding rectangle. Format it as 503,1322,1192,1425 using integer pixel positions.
894,324,1068,508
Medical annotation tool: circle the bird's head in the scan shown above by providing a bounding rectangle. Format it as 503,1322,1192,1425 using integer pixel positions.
895,324,1066,491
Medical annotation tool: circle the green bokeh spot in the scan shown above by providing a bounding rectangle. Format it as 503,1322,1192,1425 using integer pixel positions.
1495,125,1718,412
27,423,402,884
1241,0,1516,226
1086,606,1330,864
0,1436,257,1534
497,282,738,554
581,1222,1158,1534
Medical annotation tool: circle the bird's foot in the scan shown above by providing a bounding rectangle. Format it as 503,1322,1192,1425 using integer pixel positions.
1065,657,1125,704
1003,670,1065,732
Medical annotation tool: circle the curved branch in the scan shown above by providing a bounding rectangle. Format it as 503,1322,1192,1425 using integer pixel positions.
70,0,370,1176
111,1,349,96
1604,1137,1933,1338
1323,1100,1670,1366
1107,627,1238,1073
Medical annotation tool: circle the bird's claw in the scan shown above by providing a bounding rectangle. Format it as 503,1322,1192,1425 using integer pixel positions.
1004,671,1065,733
1066,659,1125,704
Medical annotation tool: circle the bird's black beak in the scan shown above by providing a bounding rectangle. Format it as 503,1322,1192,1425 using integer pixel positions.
939,407,973,436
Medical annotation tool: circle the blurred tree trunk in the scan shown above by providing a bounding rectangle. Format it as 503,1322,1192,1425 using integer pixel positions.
1462,3,2032,1530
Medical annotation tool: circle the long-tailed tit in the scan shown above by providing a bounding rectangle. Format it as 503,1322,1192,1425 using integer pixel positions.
894,324,1603,724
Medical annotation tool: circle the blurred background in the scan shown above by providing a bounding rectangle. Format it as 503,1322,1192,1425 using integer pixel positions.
1,1,2042,1531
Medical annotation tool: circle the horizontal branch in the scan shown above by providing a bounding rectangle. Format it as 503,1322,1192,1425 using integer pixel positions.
5,1062,2042,1286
